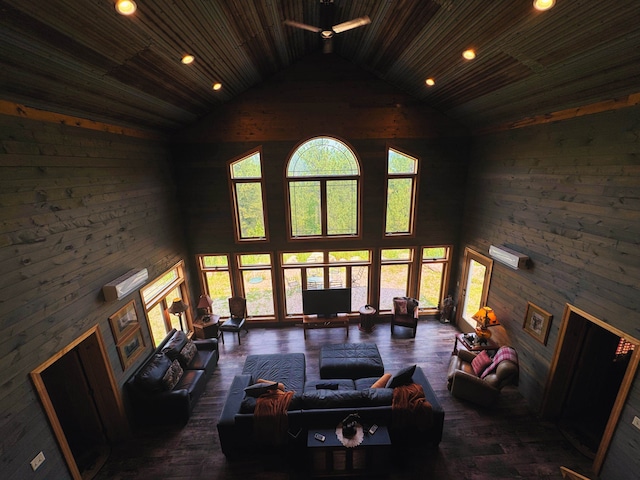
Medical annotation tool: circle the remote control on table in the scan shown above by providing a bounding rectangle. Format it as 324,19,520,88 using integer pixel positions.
368,424,378,435
314,433,325,442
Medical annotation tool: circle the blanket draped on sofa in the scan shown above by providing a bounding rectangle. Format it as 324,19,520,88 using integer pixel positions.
253,390,294,446
392,383,433,430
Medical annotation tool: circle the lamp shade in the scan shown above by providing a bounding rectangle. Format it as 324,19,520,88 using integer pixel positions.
472,306,499,328
168,298,188,314
197,294,213,310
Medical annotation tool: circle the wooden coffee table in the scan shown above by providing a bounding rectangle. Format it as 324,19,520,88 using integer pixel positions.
307,425,390,477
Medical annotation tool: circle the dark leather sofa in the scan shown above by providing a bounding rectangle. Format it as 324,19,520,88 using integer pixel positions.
126,328,219,427
217,353,444,459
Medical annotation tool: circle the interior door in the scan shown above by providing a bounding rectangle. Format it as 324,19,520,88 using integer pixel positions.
457,247,493,331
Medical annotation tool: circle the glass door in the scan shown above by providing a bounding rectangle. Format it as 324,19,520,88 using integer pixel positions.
457,247,493,331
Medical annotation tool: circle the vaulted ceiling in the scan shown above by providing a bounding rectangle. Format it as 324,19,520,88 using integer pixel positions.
1,0,639,133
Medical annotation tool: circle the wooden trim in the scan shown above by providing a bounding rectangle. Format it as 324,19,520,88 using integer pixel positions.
476,92,640,135
0,100,163,140
30,325,127,480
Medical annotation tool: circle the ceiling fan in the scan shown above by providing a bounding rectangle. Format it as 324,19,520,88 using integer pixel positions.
284,0,371,54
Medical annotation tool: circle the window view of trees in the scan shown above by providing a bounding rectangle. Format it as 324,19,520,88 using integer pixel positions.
419,247,449,309
385,148,418,236
287,137,359,238
230,151,267,241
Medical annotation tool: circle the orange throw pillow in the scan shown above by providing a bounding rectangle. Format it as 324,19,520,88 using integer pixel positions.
371,373,392,388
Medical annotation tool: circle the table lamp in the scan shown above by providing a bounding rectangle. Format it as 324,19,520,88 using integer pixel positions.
472,306,499,344
197,294,214,316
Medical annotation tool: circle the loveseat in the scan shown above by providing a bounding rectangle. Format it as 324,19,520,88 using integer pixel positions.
217,351,444,459
125,328,219,426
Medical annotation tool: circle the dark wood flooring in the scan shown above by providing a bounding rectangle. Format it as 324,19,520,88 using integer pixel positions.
95,317,596,480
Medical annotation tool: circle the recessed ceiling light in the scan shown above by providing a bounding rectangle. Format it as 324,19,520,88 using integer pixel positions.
115,0,137,16
533,0,555,11
425,78,435,87
181,54,195,65
462,49,476,60
212,82,222,91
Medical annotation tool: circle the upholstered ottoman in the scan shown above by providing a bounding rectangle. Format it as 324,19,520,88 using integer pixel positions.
319,343,384,379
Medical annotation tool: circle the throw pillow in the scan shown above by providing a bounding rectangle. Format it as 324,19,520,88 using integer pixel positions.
394,298,408,315
371,373,392,388
471,350,492,376
178,340,197,367
244,382,279,398
257,378,285,391
386,364,416,388
135,354,173,392
162,359,184,391
161,330,188,361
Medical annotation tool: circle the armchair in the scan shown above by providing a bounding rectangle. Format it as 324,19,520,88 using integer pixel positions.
220,296,249,344
446,346,519,407
391,297,419,337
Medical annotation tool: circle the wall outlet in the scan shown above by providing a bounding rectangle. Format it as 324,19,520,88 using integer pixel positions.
30,451,45,471
633,416,640,430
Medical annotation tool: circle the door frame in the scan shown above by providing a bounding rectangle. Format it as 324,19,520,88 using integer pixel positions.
541,304,640,474
30,325,128,480
456,247,493,331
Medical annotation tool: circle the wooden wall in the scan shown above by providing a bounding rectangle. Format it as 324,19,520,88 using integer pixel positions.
172,53,471,318
0,114,185,480
460,106,640,477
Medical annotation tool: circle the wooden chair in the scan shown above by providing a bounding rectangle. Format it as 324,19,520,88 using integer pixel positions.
219,296,249,344
391,297,419,337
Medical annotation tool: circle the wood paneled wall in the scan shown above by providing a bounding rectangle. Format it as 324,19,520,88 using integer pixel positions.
461,106,640,477
172,54,470,319
0,114,185,480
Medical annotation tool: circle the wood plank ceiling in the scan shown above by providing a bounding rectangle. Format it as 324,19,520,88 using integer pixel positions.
1,0,639,133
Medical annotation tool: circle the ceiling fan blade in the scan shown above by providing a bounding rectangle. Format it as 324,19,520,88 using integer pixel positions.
283,20,322,33
331,16,371,34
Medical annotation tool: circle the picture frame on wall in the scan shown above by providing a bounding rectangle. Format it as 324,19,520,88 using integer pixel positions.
116,328,146,370
109,300,140,343
523,302,553,345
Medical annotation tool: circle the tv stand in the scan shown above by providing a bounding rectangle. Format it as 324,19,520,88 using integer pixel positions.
302,313,349,339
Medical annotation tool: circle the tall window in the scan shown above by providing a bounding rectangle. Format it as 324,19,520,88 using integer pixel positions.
229,150,267,242
287,137,360,238
281,250,371,316
419,246,451,309
198,255,233,316
379,248,414,311
238,253,275,317
385,148,418,236
140,261,191,347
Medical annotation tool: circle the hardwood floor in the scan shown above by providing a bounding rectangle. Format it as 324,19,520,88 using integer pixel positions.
95,318,595,480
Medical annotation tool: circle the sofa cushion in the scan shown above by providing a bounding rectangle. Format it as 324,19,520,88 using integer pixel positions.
386,364,416,388
319,343,384,379
162,330,189,361
135,354,173,393
301,388,393,409
242,353,306,392
471,350,492,376
305,379,355,391
162,359,184,391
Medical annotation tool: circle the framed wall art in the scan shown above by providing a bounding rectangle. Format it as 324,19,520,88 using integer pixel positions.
109,300,140,343
116,328,146,370
523,302,553,345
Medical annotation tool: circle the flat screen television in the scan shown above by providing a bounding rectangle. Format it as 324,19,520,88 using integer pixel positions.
302,288,351,318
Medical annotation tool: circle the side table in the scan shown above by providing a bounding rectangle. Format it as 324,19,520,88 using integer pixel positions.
453,332,498,354
358,305,377,332
193,314,221,340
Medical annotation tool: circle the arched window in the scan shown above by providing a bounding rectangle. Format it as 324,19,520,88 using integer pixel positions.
286,137,360,238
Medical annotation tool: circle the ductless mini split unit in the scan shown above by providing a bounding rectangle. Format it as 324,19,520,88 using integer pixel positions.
103,268,149,301
489,245,529,270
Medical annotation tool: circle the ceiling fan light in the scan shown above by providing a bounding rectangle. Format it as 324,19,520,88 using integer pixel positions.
115,0,136,16
181,54,195,65
425,78,435,86
212,82,222,91
533,0,555,11
321,30,333,39
462,49,476,60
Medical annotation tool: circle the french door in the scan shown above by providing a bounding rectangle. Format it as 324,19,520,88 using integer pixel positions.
457,247,493,331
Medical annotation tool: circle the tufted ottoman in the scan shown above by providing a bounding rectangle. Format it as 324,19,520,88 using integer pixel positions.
319,343,384,379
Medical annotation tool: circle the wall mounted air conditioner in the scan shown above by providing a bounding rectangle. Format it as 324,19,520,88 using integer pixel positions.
103,268,149,301
489,245,529,270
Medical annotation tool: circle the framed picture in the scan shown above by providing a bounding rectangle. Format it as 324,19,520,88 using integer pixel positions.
523,302,553,345
109,300,140,343
116,327,146,370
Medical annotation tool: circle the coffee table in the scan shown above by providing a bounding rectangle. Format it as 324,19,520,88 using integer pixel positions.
307,425,390,477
